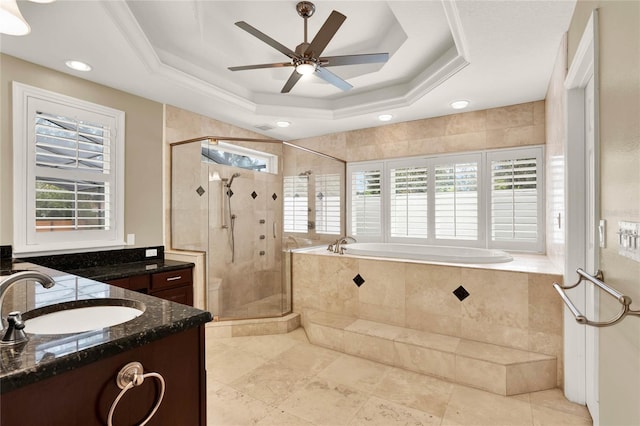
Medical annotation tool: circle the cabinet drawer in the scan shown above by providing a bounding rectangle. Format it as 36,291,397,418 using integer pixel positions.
151,285,193,306
151,268,192,291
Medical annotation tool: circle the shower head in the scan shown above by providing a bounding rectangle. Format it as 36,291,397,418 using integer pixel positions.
299,170,312,176
227,173,241,187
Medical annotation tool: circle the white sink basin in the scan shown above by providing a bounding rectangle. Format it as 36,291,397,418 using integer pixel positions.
24,301,144,335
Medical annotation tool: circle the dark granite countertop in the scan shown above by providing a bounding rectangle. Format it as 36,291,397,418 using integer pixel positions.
67,259,194,281
0,261,212,393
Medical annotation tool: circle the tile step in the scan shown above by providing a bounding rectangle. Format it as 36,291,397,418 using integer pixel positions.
303,310,556,396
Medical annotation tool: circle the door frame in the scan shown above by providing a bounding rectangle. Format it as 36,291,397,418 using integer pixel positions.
563,9,600,421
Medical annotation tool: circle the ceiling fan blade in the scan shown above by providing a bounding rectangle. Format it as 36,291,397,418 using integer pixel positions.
281,70,303,93
320,53,389,67
305,11,346,57
235,21,299,59
229,62,292,71
315,67,352,91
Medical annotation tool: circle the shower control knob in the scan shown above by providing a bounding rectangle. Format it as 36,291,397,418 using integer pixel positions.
259,251,266,256
259,219,266,224
259,235,266,240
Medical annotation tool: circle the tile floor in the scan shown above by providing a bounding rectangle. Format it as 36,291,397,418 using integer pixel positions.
206,328,592,426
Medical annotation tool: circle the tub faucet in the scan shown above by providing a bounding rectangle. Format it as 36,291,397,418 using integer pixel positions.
334,236,357,254
0,271,56,333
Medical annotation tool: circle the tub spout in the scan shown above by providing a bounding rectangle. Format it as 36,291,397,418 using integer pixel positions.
334,236,357,254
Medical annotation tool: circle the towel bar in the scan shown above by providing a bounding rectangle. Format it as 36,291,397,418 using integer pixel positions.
553,268,640,327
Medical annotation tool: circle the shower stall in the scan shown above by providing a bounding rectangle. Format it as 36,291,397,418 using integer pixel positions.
170,136,345,321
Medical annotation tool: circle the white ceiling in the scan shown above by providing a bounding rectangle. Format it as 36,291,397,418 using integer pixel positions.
1,0,576,140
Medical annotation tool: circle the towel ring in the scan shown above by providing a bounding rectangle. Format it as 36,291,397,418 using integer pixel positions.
107,362,165,426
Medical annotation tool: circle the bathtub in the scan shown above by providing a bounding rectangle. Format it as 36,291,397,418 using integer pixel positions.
339,242,513,264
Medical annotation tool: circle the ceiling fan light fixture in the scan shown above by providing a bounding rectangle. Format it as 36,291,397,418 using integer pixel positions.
450,100,470,110
295,62,316,76
0,0,31,36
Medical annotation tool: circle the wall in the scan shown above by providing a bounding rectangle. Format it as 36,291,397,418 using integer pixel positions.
0,54,164,249
545,35,568,271
291,101,545,162
166,106,285,318
163,105,276,248
567,1,640,425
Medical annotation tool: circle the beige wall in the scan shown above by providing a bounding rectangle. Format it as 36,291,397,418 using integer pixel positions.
545,35,568,271
567,2,640,425
0,54,164,249
163,104,276,248
291,101,545,162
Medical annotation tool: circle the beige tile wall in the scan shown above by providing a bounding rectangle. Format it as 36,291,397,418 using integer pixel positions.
290,101,545,162
292,253,564,386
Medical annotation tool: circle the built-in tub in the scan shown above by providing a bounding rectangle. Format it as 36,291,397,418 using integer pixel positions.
320,242,513,264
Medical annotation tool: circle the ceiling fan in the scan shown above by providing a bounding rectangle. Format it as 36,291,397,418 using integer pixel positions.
228,1,389,93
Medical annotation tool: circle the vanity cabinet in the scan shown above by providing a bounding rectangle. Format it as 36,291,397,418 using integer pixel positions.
1,326,207,425
106,267,193,306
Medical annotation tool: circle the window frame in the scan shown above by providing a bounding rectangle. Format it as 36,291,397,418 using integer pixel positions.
13,82,126,256
347,146,544,252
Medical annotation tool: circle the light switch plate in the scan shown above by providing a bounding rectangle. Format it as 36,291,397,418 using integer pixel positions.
618,221,640,262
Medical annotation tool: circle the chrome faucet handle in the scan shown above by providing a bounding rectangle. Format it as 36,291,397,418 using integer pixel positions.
1,311,28,345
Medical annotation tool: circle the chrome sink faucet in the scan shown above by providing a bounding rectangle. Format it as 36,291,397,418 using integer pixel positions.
0,271,56,335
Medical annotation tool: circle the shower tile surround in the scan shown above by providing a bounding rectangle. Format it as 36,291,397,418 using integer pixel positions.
292,251,564,390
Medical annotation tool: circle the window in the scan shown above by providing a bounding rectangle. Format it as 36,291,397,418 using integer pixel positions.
434,159,479,240
13,82,125,255
389,163,428,239
348,164,383,239
283,175,308,233
201,141,277,174
347,147,544,251
315,174,341,235
488,148,543,251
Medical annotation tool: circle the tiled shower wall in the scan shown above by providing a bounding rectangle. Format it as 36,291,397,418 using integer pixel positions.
292,252,564,387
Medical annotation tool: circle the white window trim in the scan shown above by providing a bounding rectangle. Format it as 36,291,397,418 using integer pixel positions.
347,146,544,252
12,82,126,256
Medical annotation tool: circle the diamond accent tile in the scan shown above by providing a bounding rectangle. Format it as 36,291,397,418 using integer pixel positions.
272,193,278,200
453,285,470,301
251,191,258,199
353,274,365,287
196,186,205,196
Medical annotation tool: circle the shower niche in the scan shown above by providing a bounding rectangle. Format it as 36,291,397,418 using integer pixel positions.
171,137,345,321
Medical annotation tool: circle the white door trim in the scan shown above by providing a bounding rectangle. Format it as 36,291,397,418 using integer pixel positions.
563,9,599,414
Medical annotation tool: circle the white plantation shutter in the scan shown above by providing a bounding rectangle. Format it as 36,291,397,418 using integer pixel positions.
283,176,308,232
389,165,428,238
350,166,382,238
13,82,125,254
34,112,112,232
434,161,478,240
489,148,543,250
315,174,341,235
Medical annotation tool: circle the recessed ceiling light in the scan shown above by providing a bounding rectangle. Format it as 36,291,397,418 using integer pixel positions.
65,60,92,72
276,121,291,128
450,100,470,110
378,114,393,122
29,0,57,3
